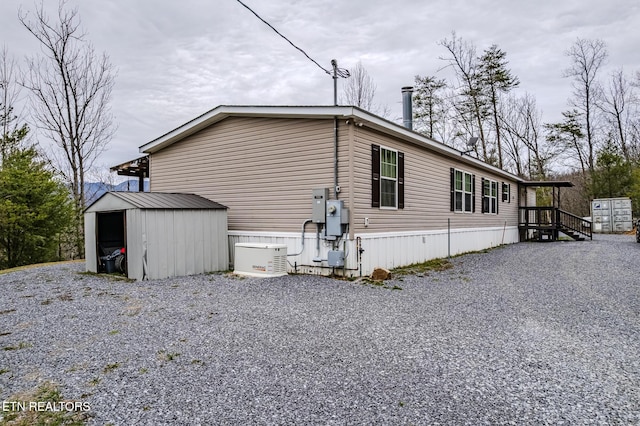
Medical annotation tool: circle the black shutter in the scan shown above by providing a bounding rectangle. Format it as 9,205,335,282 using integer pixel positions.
481,178,487,213
472,174,476,213
371,144,380,207
450,168,455,211
496,182,499,214
398,151,405,209
508,183,511,203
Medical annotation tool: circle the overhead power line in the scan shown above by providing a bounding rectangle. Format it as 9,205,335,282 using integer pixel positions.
235,0,331,75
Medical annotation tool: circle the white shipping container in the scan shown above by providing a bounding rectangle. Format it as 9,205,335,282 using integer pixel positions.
591,197,633,233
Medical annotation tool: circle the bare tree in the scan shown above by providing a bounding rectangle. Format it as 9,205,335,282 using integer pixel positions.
19,0,116,257
563,38,608,175
341,62,375,109
600,68,638,161
0,46,28,160
340,61,389,118
438,32,491,163
498,95,528,177
500,93,558,179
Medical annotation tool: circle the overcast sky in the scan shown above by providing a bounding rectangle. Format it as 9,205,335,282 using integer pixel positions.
1,0,639,176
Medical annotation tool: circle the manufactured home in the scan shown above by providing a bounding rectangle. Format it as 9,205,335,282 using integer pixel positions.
123,101,538,277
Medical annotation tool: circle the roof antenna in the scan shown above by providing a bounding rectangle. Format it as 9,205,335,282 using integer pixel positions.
331,59,350,106
461,137,478,156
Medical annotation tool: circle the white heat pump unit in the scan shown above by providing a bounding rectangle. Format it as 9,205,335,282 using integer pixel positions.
233,243,288,277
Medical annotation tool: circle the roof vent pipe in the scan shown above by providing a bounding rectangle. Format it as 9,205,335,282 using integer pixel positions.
401,86,414,130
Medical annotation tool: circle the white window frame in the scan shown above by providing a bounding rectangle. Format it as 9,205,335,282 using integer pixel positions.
483,179,498,214
502,182,511,202
454,169,473,213
379,146,398,209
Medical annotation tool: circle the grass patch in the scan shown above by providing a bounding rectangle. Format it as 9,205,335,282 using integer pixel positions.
157,350,180,361
0,259,83,276
392,258,453,276
359,277,402,291
0,368,9,374
102,362,120,373
3,342,31,351
0,381,90,425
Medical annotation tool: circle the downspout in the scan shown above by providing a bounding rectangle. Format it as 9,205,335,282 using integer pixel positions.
334,117,339,199
332,59,340,200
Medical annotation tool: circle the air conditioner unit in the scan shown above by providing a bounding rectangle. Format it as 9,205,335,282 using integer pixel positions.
233,243,288,277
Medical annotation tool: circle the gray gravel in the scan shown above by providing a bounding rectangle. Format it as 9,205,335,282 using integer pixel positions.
1,233,640,425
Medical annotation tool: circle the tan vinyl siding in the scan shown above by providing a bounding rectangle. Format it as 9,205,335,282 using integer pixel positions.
150,116,348,232
351,126,519,233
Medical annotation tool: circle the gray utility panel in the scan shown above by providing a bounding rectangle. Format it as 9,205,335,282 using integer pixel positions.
591,197,633,233
328,250,345,267
312,188,329,223
326,199,349,237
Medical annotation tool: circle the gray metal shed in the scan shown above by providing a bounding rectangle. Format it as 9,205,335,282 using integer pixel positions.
84,192,228,280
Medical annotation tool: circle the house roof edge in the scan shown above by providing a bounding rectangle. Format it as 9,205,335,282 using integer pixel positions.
138,105,524,183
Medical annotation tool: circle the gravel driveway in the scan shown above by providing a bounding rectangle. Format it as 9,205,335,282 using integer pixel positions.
1,234,639,425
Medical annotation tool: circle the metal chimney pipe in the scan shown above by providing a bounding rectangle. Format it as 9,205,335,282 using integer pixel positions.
401,86,414,130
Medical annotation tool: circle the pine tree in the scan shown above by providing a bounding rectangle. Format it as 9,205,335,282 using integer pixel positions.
413,75,447,140
478,45,520,169
0,143,73,269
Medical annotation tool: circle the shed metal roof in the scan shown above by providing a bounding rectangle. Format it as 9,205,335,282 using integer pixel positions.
88,192,228,210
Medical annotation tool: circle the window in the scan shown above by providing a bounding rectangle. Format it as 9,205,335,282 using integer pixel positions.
502,182,511,202
451,168,475,213
371,145,404,209
380,147,397,208
482,178,498,214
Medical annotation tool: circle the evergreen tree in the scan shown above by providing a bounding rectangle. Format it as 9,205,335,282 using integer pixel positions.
478,44,520,169
413,75,447,140
0,144,73,269
591,139,631,199
545,110,586,175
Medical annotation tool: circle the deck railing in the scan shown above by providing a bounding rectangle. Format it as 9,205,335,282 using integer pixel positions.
519,207,592,240
558,209,592,240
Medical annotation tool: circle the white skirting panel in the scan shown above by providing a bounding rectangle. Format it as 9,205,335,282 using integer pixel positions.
228,226,519,277
355,226,519,274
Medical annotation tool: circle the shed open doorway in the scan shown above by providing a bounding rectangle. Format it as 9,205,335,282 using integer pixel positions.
96,211,126,274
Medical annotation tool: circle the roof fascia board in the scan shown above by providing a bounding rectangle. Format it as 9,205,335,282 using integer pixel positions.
139,105,354,154
350,109,523,182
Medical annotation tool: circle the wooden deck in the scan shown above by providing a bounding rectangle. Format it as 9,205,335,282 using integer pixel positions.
519,207,592,242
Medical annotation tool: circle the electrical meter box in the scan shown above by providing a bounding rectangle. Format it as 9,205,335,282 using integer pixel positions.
312,188,329,223
326,200,349,236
